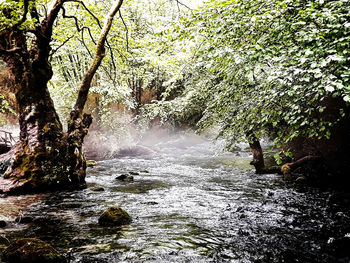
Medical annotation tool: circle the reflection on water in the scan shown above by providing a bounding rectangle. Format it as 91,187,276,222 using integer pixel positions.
0,133,348,262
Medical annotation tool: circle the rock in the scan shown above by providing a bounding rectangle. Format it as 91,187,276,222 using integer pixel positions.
129,171,139,176
0,220,6,227
116,174,134,182
90,186,105,192
2,238,66,263
139,169,149,173
86,160,98,167
98,207,132,226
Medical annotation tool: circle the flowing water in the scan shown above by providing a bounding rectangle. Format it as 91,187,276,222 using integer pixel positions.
0,133,350,262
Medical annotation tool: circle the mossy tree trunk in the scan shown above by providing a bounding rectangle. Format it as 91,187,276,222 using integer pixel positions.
0,0,123,194
248,135,265,174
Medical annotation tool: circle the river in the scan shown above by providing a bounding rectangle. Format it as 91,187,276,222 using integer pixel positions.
0,133,349,262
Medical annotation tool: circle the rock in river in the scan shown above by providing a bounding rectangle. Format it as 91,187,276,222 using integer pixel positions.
86,160,98,167
2,238,66,263
90,186,105,192
116,174,134,182
98,207,132,226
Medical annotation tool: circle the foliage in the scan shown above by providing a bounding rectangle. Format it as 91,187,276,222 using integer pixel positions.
48,0,189,130
141,0,350,148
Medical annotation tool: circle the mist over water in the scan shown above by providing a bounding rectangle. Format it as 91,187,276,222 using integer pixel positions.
0,130,348,262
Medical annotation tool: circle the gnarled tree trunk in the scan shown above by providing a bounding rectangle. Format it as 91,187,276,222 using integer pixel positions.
0,0,123,194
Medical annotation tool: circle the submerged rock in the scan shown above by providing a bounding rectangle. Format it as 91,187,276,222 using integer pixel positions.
98,207,132,226
116,174,134,182
2,238,66,263
90,186,105,191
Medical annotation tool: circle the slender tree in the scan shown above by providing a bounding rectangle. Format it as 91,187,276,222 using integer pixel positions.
0,0,123,194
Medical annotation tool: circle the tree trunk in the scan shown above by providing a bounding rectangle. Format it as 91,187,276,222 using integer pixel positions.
0,0,122,194
248,135,265,174
128,77,143,115
0,50,90,194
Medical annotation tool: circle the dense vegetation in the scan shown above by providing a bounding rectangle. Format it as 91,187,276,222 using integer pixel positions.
140,0,350,178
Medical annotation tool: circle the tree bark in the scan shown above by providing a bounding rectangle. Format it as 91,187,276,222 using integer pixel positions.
248,135,265,174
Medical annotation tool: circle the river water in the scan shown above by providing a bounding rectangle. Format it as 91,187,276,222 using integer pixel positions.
0,133,349,262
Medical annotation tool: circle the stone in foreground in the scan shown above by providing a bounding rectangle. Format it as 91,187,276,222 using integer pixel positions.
98,206,132,226
2,238,66,263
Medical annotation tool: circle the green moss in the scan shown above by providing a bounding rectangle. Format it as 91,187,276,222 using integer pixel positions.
86,160,98,167
2,238,66,263
98,207,132,226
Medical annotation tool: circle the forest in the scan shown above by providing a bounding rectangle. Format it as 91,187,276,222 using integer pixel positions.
0,0,349,262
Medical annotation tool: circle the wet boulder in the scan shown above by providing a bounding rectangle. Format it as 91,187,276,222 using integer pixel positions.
98,207,132,226
116,174,134,182
2,238,66,263
90,186,105,191
86,160,98,167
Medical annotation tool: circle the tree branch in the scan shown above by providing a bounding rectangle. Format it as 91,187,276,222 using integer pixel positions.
281,155,322,177
73,0,124,114
60,6,97,44
30,3,40,26
171,0,192,10
50,35,75,57
119,10,129,52
66,0,103,28
0,47,22,55
13,0,29,29
41,0,67,39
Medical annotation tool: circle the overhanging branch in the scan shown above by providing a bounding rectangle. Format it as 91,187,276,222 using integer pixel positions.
0,47,22,55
